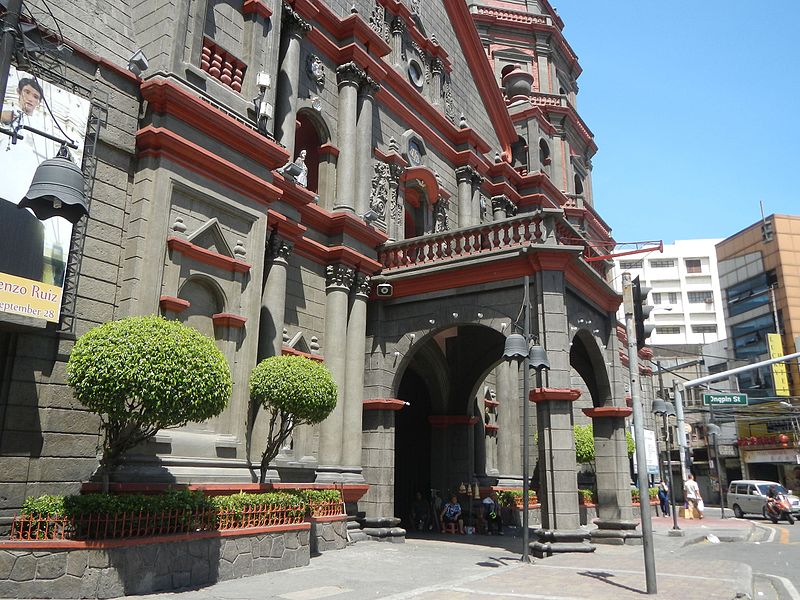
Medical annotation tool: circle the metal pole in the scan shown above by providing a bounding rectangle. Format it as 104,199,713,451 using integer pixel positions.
656,360,667,484
623,272,657,594
673,383,689,487
665,412,680,531
0,0,23,118
521,274,531,563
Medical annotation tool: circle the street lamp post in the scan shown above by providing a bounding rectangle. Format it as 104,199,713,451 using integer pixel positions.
502,274,549,563
706,423,725,519
653,399,680,532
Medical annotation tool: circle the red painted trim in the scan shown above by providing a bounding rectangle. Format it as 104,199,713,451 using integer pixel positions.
140,78,289,169
529,388,582,402
309,514,348,523
402,166,440,199
484,399,500,408
363,398,406,411
638,347,653,359
0,522,310,550
296,202,388,248
582,407,632,419
294,237,383,274
319,142,340,158
267,210,307,241
442,0,516,157
374,147,409,168
282,346,324,361
242,0,272,19
137,126,282,206
212,313,247,328
485,424,499,433
159,295,190,313
428,415,479,427
377,0,452,71
294,0,392,60
167,236,251,273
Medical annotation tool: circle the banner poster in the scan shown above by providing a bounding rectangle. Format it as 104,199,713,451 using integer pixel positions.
0,67,90,323
767,333,790,397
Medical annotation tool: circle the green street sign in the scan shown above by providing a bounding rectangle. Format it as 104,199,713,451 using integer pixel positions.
702,393,748,406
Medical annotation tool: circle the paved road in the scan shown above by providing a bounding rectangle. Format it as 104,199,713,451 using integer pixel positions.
680,517,800,599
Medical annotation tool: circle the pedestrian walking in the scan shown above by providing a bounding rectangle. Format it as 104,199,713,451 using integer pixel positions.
658,480,670,516
684,474,704,519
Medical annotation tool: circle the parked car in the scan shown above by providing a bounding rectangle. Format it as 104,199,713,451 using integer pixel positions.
728,480,800,519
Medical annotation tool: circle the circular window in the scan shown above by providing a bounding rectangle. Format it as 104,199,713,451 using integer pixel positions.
408,140,423,166
407,57,425,89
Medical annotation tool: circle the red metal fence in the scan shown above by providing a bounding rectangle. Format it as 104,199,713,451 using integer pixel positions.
10,503,305,541
309,501,345,518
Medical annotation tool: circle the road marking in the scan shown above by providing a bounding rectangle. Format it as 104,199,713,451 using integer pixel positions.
757,523,777,543
781,528,790,545
532,563,738,583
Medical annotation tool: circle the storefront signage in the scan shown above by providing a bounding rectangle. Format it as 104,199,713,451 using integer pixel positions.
767,333,791,397
702,393,748,406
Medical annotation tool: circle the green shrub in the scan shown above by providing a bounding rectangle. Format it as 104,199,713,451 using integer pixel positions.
578,489,595,504
67,316,232,491
250,355,337,483
290,489,342,505
631,487,659,503
574,424,636,466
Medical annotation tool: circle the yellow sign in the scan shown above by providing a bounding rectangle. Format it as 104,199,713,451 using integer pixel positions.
767,333,790,397
0,272,62,322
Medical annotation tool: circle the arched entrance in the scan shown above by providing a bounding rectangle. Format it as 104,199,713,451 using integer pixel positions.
392,324,506,527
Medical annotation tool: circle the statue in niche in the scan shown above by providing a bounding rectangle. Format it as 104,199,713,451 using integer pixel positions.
293,150,308,187
434,196,449,232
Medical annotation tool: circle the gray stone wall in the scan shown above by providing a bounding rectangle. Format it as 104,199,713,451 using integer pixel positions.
361,410,395,518
309,518,347,553
0,528,310,599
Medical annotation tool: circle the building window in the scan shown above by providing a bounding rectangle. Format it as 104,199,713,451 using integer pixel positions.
619,260,642,270
687,291,713,303
668,292,678,304
656,326,681,335
650,259,675,268
652,292,662,304
731,313,775,359
692,325,717,334
685,259,702,273
725,272,773,317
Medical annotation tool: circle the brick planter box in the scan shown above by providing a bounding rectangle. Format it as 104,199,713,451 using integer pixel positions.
0,523,310,599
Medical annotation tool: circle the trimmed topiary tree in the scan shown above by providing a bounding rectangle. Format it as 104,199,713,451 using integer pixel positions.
67,315,232,491
574,423,636,466
249,355,337,483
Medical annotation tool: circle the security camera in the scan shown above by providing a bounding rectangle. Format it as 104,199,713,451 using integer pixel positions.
376,282,393,297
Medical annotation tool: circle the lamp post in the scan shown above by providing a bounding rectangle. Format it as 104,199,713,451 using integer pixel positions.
706,423,725,519
653,399,680,532
502,274,549,563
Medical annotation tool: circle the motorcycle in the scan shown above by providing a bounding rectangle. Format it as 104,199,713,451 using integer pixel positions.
765,494,796,525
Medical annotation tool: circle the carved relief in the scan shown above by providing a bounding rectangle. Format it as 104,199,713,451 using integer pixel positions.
410,0,421,17
306,55,325,85
370,160,405,227
442,78,456,123
434,196,450,232
336,61,367,86
369,1,390,43
267,230,293,262
353,272,372,297
282,3,311,35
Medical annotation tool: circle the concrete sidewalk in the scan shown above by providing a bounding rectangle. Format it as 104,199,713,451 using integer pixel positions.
136,520,758,600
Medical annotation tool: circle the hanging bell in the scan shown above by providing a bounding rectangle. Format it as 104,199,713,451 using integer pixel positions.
528,343,550,371
502,333,528,361
20,154,88,224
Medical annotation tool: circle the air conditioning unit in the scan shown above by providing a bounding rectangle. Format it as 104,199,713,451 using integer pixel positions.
704,298,713,304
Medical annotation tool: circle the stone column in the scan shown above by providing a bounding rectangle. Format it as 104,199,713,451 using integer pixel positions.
341,272,371,481
455,166,476,228
491,195,510,221
355,78,380,216
551,131,568,193
273,5,310,157
316,264,354,481
334,63,364,213
587,410,635,522
471,175,484,225
257,232,292,361
431,58,443,106
391,17,405,68
535,35,552,94
496,361,521,485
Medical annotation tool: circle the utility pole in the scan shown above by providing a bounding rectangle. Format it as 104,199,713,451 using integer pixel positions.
623,272,657,594
0,0,23,117
673,383,689,486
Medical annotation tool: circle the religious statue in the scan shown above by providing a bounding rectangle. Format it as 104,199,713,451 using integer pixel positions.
293,150,308,187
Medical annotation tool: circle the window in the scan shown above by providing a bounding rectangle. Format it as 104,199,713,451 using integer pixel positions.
656,326,680,335
692,325,717,334
731,313,775,359
668,292,678,304
650,259,675,268
619,260,642,270
685,259,702,273
652,292,662,304
687,291,713,303
725,273,772,317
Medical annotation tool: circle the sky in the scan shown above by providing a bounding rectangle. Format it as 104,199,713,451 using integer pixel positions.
550,1,800,246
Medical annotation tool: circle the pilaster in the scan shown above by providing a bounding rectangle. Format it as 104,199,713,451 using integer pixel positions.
355,78,380,215
334,63,366,213
274,3,311,157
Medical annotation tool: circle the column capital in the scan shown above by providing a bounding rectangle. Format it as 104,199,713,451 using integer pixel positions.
491,194,515,214
455,164,480,184
391,16,406,35
431,57,444,75
326,263,355,290
352,272,371,298
282,3,312,36
267,232,293,264
359,76,381,97
337,62,367,87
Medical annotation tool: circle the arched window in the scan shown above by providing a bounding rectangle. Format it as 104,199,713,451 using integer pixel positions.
177,277,224,340
574,174,584,195
539,139,551,174
294,112,321,193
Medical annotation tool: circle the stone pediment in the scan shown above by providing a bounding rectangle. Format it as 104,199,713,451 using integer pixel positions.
187,218,234,258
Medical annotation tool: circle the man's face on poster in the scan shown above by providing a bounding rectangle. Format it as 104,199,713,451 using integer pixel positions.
19,84,41,115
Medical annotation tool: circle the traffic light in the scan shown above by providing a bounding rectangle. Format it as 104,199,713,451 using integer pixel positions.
633,276,654,349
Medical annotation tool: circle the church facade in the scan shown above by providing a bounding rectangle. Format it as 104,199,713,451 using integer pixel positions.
0,0,641,540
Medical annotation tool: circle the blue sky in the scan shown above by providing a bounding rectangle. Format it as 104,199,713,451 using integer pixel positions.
551,1,800,245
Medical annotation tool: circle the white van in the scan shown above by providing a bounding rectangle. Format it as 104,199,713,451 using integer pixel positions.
728,480,800,518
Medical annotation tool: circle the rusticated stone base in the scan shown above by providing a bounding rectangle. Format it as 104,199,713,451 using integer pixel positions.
310,517,347,554
0,525,310,599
